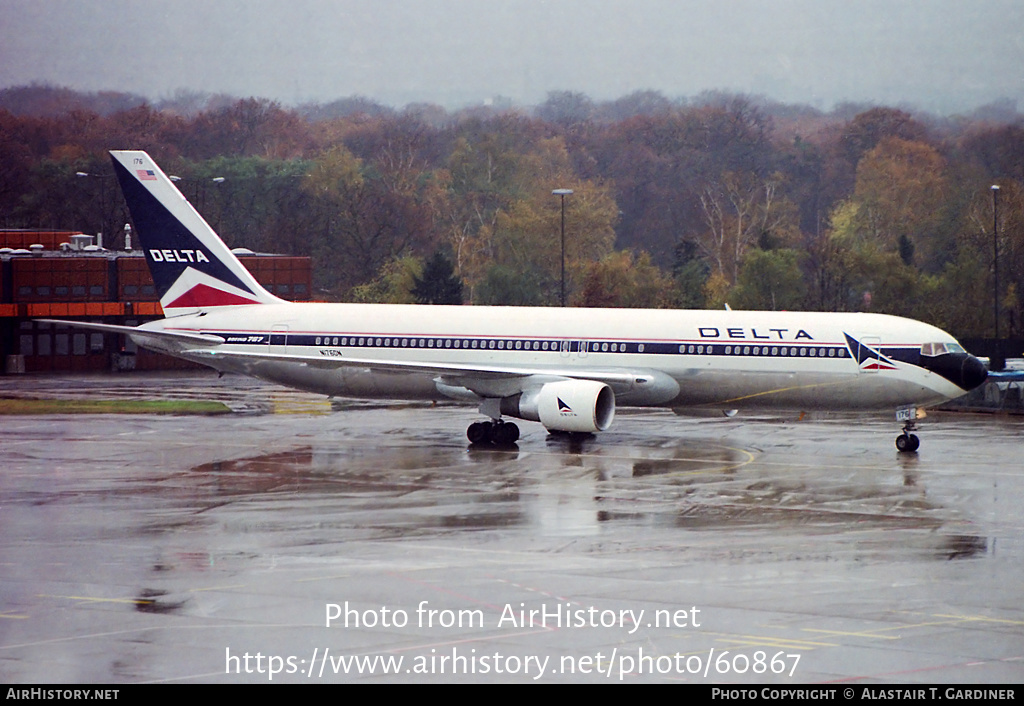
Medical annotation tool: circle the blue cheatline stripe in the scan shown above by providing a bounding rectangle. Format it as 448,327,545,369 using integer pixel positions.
191,330,926,361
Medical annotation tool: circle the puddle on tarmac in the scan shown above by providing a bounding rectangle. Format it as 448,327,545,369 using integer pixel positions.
178,439,988,561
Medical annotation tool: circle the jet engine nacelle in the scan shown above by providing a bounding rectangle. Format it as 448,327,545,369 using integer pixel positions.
501,379,615,433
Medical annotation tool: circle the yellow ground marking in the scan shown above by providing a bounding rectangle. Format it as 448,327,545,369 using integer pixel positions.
803,613,1024,640
702,630,836,650
39,594,155,606
712,378,853,405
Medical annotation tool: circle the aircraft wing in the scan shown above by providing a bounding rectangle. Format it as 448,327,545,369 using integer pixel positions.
183,347,669,396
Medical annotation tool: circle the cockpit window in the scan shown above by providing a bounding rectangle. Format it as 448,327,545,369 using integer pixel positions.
921,342,960,356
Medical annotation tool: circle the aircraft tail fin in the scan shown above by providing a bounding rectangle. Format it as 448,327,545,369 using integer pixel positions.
110,150,286,316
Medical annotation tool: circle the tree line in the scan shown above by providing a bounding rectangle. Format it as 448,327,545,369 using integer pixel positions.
1,85,1022,338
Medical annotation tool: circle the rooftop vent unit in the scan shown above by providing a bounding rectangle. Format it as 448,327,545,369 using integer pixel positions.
69,234,94,251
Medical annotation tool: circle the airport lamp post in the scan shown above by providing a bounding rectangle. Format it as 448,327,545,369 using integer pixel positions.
992,184,1000,340
170,174,225,213
552,189,573,306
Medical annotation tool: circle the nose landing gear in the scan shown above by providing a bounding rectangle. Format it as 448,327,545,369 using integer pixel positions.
896,427,920,452
895,407,921,452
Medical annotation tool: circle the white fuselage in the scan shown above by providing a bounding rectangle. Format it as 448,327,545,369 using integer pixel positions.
139,303,966,412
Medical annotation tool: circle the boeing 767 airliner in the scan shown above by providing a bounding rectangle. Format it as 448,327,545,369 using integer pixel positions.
44,151,989,452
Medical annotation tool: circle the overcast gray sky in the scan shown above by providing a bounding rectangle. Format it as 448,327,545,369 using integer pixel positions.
2,0,1022,112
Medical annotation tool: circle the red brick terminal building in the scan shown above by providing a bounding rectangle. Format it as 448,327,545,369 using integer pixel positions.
0,230,312,373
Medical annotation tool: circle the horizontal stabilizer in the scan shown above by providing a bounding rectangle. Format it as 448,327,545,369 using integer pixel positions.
36,319,225,346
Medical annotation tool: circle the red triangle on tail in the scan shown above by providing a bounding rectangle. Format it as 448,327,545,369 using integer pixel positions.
166,283,262,309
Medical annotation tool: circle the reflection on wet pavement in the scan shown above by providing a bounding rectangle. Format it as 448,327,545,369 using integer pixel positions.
0,373,1021,683
181,427,984,561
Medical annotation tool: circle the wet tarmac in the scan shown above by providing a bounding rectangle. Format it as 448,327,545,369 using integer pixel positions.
1,372,1022,683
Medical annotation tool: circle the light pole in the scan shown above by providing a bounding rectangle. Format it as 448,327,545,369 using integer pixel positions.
992,184,1000,340
169,174,225,222
552,189,573,306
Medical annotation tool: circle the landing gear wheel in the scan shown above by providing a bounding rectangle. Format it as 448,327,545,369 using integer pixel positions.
896,433,920,452
467,420,520,446
491,422,520,445
467,422,491,445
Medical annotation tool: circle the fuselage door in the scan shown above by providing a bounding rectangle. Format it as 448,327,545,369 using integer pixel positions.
270,325,289,355
858,336,882,373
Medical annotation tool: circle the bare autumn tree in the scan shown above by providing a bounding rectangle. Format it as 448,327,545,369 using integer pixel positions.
697,170,799,283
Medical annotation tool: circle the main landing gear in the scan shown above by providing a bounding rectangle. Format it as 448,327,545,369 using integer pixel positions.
895,407,921,452
467,420,520,446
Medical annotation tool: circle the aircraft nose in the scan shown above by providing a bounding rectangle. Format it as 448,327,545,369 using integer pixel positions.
961,354,988,390
921,352,988,391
